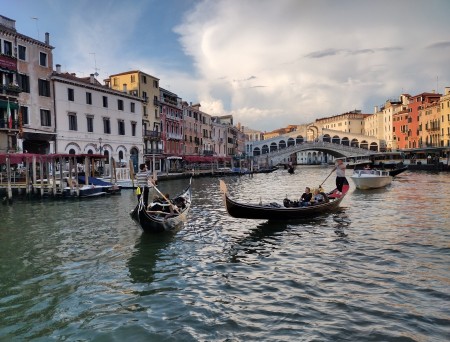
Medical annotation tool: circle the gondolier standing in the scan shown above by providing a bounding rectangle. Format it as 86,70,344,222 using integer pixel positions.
136,163,155,207
333,159,348,195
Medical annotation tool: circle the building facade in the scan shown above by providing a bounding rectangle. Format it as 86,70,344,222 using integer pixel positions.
107,70,161,153
0,15,54,154
52,68,143,171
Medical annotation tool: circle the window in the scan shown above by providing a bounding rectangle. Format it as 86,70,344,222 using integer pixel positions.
18,74,30,93
103,118,111,134
143,106,147,116
38,79,50,97
153,80,158,88
39,52,47,67
68,88,74,101
130,102,135,113
18,45,26,60
86,92,92,105
118,120,125,135
117,99,124,110
21,106,29,125
68,113,77,131
113,78,118,86
102,96,108,108
87,116,94,132
40,109,51,126
131,122,136,136
142,75,147,84
131,75,135,83
3,40,12,56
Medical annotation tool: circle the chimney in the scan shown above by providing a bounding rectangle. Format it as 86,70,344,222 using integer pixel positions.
90,74,95,84
123,83,127,93
55,64,61,73
374,106,378,113
445,87,450,95
45,32,49,45
104,79,110,88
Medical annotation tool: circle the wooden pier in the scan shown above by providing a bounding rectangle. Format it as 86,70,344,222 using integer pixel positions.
0,153,106,203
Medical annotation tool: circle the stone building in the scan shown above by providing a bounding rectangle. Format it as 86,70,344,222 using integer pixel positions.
0,15,54,154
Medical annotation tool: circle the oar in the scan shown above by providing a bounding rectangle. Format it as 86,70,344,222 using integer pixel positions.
320,167,335,186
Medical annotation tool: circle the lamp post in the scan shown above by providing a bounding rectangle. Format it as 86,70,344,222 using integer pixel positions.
98,137,103,175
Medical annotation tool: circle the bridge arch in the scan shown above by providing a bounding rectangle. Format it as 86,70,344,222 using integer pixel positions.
323,134,331,143
296,135,304,144
341,137,350,146
270,142,277,152
279,140,286,149
262,145,269,154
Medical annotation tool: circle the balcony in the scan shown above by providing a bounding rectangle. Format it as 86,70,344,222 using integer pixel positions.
1,84,21,97
143,130,161,141
167,132,183,140
144,148,163,155
0,119,19,130
203,150,214,156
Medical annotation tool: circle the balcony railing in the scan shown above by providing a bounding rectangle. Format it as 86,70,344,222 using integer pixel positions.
167,132,183,140
1,84,21,96
0,119,19,130
144,149,163,155
143,130,161,140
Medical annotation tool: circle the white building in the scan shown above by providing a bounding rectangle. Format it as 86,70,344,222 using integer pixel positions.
51,66,144,170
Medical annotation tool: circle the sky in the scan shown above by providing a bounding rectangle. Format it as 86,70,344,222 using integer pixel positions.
3,0,450,131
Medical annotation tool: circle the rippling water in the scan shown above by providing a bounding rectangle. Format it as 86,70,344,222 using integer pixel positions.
1,167,449,341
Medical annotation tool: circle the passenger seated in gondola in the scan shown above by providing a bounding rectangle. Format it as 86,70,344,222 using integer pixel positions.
310,188,324,205
300,187,312,207
318,185,329,203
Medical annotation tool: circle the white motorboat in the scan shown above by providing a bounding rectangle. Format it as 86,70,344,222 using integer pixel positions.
350,169,393,190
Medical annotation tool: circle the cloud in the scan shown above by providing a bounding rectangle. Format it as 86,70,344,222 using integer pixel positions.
171,0,450,131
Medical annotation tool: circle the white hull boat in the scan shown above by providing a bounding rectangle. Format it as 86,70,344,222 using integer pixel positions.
350,169,393,189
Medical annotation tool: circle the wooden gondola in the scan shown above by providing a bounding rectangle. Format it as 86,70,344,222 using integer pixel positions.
219,180,349,220
130,179,192,233
388,165,408,177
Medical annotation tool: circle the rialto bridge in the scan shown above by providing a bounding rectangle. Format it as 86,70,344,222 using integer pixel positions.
245,129,381,166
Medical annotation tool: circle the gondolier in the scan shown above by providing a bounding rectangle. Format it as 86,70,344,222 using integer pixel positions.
333,159,348,195
136,163,155,207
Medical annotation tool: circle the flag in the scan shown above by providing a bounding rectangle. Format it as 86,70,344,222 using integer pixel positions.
7,98,12,129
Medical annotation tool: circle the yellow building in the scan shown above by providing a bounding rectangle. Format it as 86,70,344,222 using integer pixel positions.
107,70,161,155
439,87,450,147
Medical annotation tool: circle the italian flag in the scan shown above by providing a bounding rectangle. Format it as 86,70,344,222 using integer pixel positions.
7,99,12,129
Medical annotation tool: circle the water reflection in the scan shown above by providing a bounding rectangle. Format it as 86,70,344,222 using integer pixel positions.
126,234,174,284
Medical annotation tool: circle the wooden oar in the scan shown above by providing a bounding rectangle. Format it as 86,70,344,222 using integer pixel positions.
320,167,335,186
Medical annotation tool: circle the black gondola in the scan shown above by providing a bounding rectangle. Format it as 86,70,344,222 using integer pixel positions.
388,166,408,177
130,179,192,233
219,180,349,220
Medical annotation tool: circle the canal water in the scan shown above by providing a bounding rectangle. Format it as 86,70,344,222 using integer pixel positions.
0,167,449,341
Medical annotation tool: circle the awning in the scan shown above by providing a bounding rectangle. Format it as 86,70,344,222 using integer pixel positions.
0,99,19,109
22,131,57,141
183,155,214,163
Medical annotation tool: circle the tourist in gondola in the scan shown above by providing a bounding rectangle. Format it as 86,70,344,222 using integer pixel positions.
300,187,312,206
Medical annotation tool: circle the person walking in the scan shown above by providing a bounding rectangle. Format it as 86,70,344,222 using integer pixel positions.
136,163,155,207
333,159,348,195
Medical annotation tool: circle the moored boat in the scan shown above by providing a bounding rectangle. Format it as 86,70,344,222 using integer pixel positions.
350,169,392,190
219,180,349,220
130,179,192,233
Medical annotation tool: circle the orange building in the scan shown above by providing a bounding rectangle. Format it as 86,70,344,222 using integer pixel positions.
394,92,441,149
